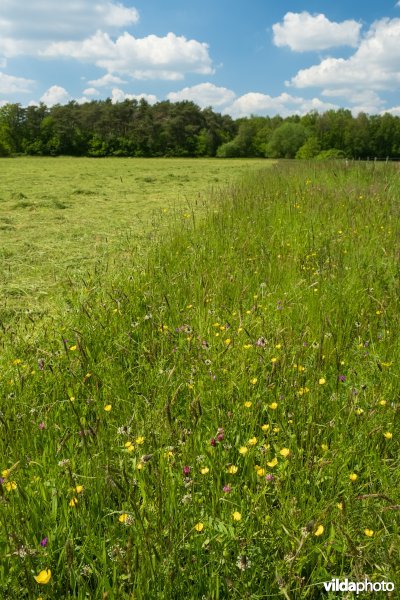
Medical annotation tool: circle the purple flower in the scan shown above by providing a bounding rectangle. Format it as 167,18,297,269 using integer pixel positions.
265,473,275,482
183,466,191,476
338,374,346,382
210,438,216,447
223,485,232,493
38,422,45,430
0,478,5,485
40,537,48,547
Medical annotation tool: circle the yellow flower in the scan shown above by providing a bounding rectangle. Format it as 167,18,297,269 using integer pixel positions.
232,511,242,521
200,467,209,475
267,457,278,468
244,401,252,408
256,468,265,477
118,513,129,523
279,448,290,458
69,345,77,351
355,408,364,415
261,424,270,432
271,357,278,364
243,343,252,349
364,529,374,537
69,497,78,507
224,338,231,346
34,570,52,584
74,485,84,494
1,469,10,479
239,446,248,455
194,522,204,532
314,524,324,536
383,432,393,440
275,344,282,349
124,441,135,452
5,481,17,491
248,437,257,446
135,436,145,445
250,378,258,385
336,502,343,511
273,427,280,433
227,465,238,474
378,399,387,406
104,404,112,412
321,444,329,452
318,378,326,385
349,473,358,482
268,402,278,410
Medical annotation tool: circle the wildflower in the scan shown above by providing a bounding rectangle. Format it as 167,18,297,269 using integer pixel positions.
5,481,17,491
69,497,78,507
338,375,346,382
273,427,280,433
239,447,248,455
267,457,278,468
183,466,191,476
224,338,231,346
243,343,252,349
217,429,224,442
244,401,252,408
280,448,290,458
232,511,242,521
200,467,209,475
118,513,129,523
378,399,387,406
194,522,204,532
265,473,274,482
261,424,270,432
124,441,135,452
40,537,48,548
210,438,216,447
1,468,10,479
227,465,238,474
74,485,84,494
69,345,77,351
271,357,278,364
34,570,52,584
256,468,265,477
297,387,310,395
355,408,364,415
383,432,393,440
104,404,112,412
38,422,45,430
268,402,278,410
321,444,329,452
349,473,358,482
318,378,326,385
314,524,324,536
223,485,232,493
364,529,374,537
248,437,257,446
135,436,145,445
250,378,257,385
336,502,343,510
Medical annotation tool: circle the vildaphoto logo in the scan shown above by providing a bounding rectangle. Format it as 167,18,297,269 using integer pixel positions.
323,579,395,594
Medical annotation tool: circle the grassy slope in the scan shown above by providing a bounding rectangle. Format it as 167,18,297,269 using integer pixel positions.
0,160,399,599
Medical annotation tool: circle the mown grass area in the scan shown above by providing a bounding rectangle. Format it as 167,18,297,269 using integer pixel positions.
0,157,267,321
0,160,399,599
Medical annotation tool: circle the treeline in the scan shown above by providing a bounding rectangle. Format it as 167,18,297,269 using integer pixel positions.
1,99,400,159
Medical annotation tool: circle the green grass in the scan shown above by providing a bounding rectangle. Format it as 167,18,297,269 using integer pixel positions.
0,157,268,321
0,159,399,599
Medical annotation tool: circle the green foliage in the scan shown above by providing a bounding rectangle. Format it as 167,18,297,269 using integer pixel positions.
0,159,399,597
296,136,321,159
316,148,346,160
266,122,308,158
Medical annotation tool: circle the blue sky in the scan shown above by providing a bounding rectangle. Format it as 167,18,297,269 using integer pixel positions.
1,0,400,116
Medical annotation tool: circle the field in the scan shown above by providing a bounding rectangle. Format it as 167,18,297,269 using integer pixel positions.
0,158,399,599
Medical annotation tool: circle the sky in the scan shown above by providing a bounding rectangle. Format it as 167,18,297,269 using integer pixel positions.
1,0,400,117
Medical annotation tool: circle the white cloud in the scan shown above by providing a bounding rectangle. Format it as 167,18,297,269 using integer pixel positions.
88,73,127,87
111,88,157,104
95,2,139,27
40,85,70,106
0,2,140,56
82,87,99,96
321,89,385,114
41,31,214,80
167,83,236,107
223,91,338,118
272,12,361,52
383,105,400,115
289,18,400,93
0,71,35,94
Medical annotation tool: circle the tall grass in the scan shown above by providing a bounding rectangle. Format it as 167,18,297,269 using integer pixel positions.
0,160,399,599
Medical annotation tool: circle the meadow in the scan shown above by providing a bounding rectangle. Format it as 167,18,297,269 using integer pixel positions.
0,158,399,599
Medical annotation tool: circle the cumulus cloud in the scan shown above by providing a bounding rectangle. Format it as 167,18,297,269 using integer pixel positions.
88,73,127,87
167,83,236,107
110,88,157,104
0,1,139,56
0,71,35,94
223,92,338,118
41,31,214,80
82,87,99,96
272,12,361,52
289,18,400,93
40,85,70,106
